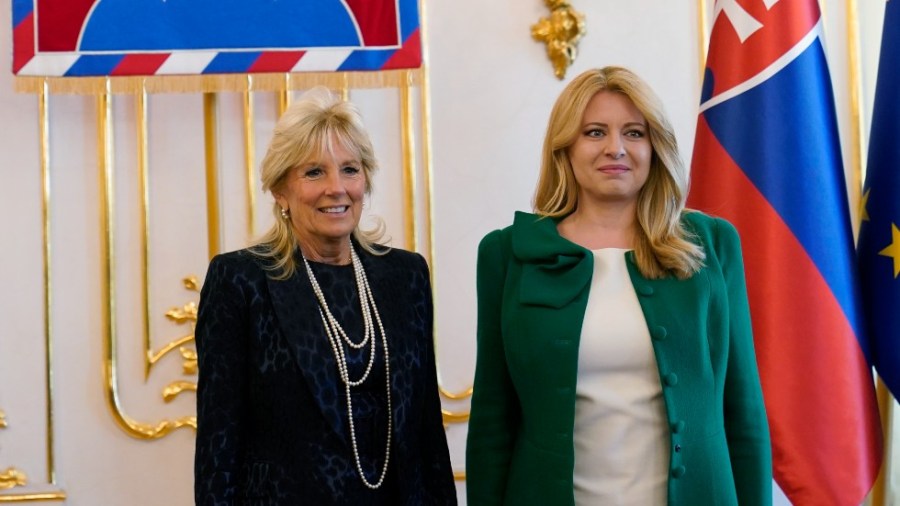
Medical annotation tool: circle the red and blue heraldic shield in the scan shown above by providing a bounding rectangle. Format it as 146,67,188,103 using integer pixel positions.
11,0,422,76
688,0,881,504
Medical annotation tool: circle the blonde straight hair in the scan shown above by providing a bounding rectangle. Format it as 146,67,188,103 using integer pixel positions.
533,67,705,279
253,87,386,280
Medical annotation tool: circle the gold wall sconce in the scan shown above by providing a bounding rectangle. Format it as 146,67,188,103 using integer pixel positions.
532,0,586,79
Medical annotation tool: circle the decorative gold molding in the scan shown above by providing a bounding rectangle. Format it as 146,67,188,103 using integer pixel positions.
99,83,197,439
0,469,26,491
137,85,153,382
277,74,291,117
531,0,586,80
399,70,419,252
38,80,58,485
243,76,258,240
204,93,221,260
340,72,351,102
0,411,27,492
162,381,198,402
145,276,202,384
0,492,66,503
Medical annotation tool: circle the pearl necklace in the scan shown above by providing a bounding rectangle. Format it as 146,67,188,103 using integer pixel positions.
302,245,392,489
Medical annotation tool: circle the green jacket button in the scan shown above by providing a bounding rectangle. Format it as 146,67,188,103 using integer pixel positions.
671,466,686,478
665,373,679,386
652,326,668,341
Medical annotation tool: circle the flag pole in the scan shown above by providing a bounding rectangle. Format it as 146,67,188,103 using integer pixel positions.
870,378,894,505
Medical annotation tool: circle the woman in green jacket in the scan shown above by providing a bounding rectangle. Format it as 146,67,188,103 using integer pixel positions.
466,67,772,506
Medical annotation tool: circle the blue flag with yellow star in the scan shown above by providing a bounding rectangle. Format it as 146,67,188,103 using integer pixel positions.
859,0,900,397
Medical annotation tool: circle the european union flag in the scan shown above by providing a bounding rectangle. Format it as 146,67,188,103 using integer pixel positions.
859,0,900,398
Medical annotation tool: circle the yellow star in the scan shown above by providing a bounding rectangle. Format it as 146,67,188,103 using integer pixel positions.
859,188,870,222
878,223,900,278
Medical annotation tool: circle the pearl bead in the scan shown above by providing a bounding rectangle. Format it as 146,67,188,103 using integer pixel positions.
302,245,392,490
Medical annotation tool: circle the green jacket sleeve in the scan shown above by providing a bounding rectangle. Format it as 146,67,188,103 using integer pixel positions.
466,229,521,505
715,218,773,505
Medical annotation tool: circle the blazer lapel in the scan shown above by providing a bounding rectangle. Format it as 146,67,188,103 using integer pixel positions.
267,263,348,447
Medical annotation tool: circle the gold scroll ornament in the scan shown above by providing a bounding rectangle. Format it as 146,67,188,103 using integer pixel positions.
532,0,586,80
0,410,27,491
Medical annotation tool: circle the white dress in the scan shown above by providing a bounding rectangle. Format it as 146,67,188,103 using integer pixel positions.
573,248,669,505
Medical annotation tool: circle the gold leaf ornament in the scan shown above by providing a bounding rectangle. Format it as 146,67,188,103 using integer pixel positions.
531,0,586,79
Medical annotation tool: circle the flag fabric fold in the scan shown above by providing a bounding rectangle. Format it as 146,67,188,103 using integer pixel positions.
688,1,882,504
859,0,900,399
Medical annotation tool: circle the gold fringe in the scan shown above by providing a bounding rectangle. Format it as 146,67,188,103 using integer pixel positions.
15,70,422,95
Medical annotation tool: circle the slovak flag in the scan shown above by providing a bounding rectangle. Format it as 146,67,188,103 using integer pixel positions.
688,1,882,504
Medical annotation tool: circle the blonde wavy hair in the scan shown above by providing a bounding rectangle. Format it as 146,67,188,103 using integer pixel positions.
252,87,386,279
533,66,704,279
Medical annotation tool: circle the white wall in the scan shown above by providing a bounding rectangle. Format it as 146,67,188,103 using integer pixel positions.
0,2,885,505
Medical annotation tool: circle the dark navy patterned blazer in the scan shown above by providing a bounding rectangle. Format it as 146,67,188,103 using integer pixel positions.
194,244,457,505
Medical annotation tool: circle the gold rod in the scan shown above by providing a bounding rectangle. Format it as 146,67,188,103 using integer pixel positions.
417,3,436,269
341,72,350,101
99,80,123,432
845,0,865,238
204,93,221,260
243,76,257,240
399,70,418,251
871,377,894,506
38,78,56,485
137,84,153,380
697,0,709,81
0,492,67,502
277,74,290,117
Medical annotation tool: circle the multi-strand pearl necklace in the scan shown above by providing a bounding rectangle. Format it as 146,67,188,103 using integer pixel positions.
302,245,392,489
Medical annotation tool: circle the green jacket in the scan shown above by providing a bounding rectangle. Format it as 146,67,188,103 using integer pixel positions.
466,211,772,506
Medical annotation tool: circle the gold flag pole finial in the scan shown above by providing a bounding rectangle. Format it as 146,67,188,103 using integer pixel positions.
532,0,586,79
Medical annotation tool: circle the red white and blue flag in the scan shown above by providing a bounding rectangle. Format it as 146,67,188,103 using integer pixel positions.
859,0,900,399
11,0,422,76
688,0,882,503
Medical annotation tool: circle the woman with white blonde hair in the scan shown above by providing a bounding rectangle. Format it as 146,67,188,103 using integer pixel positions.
467,67,772,505
194,87,456,505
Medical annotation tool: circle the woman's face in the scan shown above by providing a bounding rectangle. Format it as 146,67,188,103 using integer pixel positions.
567,90,652,207
274,135,366,249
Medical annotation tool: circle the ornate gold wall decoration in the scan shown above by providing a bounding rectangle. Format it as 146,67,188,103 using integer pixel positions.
531,0,586,79
98,86,197,439
156,277,201,402
0,470,26,491
0,410,27,492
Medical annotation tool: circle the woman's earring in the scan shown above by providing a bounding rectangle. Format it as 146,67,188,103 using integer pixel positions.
281,208,290,220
